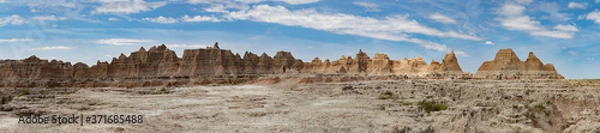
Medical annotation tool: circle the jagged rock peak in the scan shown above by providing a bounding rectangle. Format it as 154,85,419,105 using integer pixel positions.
139,47,146,53
25,55,40,61
494,48,520,62
275,51,293,57
414,56,423,60
441,50,463,72
312,57,321,61
214,42,220,49
74,62,88,67
373,53,389,60
148,46,158,53
260,52,271,58
527,51,538,60
158,44,167,51
475,48,564,79
118,53,127,60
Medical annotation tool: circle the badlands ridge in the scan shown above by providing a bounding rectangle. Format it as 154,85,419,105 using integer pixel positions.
4,43,600,133
0,43,563,87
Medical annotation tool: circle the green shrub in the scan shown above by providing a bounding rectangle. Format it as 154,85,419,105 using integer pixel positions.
378,91,394,100
18,90,30,96
419,101,448,113
530,104,547,114
401,101,412,106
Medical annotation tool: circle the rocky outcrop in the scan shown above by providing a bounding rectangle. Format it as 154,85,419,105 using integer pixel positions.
0,43,467,81
441,50,463,73
475,48,564,79
367,53,392,75
302,50,466,78
0,56,74,80
0,43,565,87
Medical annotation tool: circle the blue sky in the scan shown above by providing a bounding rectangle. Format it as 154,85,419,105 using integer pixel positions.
0,0,599,79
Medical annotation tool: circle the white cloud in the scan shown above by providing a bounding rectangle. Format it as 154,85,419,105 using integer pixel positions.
166,44,209,48
353,1,380,12
568,50,577,56
587,10,600,24
224,5,474,55
0,15,26,27
108,17,119,21
495,1,576,39
514,0,533,5
142,16,178,24
277,0,319,5
226,5,481,41
144,15,223,23
484,41,494,45
182,15,222,22
93,0,166,14
30,46,73,51
96,38,155,46
31,15,67,21
529,30,574,39
535,2,571,22
568,2,587,9
188,0,318,5
26,1,77,8
428,13,456,24
597,0,600,3
554,24,579,32
0,0,5,3
188,0,214,4
0,38,33,43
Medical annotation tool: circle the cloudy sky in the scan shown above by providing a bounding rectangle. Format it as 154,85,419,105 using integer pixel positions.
0,0,599,79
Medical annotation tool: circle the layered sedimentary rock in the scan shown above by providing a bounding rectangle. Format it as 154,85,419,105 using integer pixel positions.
0,56,74,80
301,49,466,78
0,43,564,82
0,43,467,80
0,43,309,81
475,48,564,79
440,50,463,73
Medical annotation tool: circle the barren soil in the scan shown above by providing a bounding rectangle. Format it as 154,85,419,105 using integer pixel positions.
1,79,600,133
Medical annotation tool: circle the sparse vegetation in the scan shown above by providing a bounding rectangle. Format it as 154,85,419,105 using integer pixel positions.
419,101,448,113
529,104,548,115
18,90,30,96
392,100,412,106
401,101,412,106
378,90,395,100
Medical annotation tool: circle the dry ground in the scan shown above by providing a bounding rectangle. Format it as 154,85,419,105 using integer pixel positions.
1,79,600,132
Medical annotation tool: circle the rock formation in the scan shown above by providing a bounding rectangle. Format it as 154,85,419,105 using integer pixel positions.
0,43,564,86
475,48,564,79
301,49,466,78
440,50,463,73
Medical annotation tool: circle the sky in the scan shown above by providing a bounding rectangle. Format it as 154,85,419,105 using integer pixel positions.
0,0,599,79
